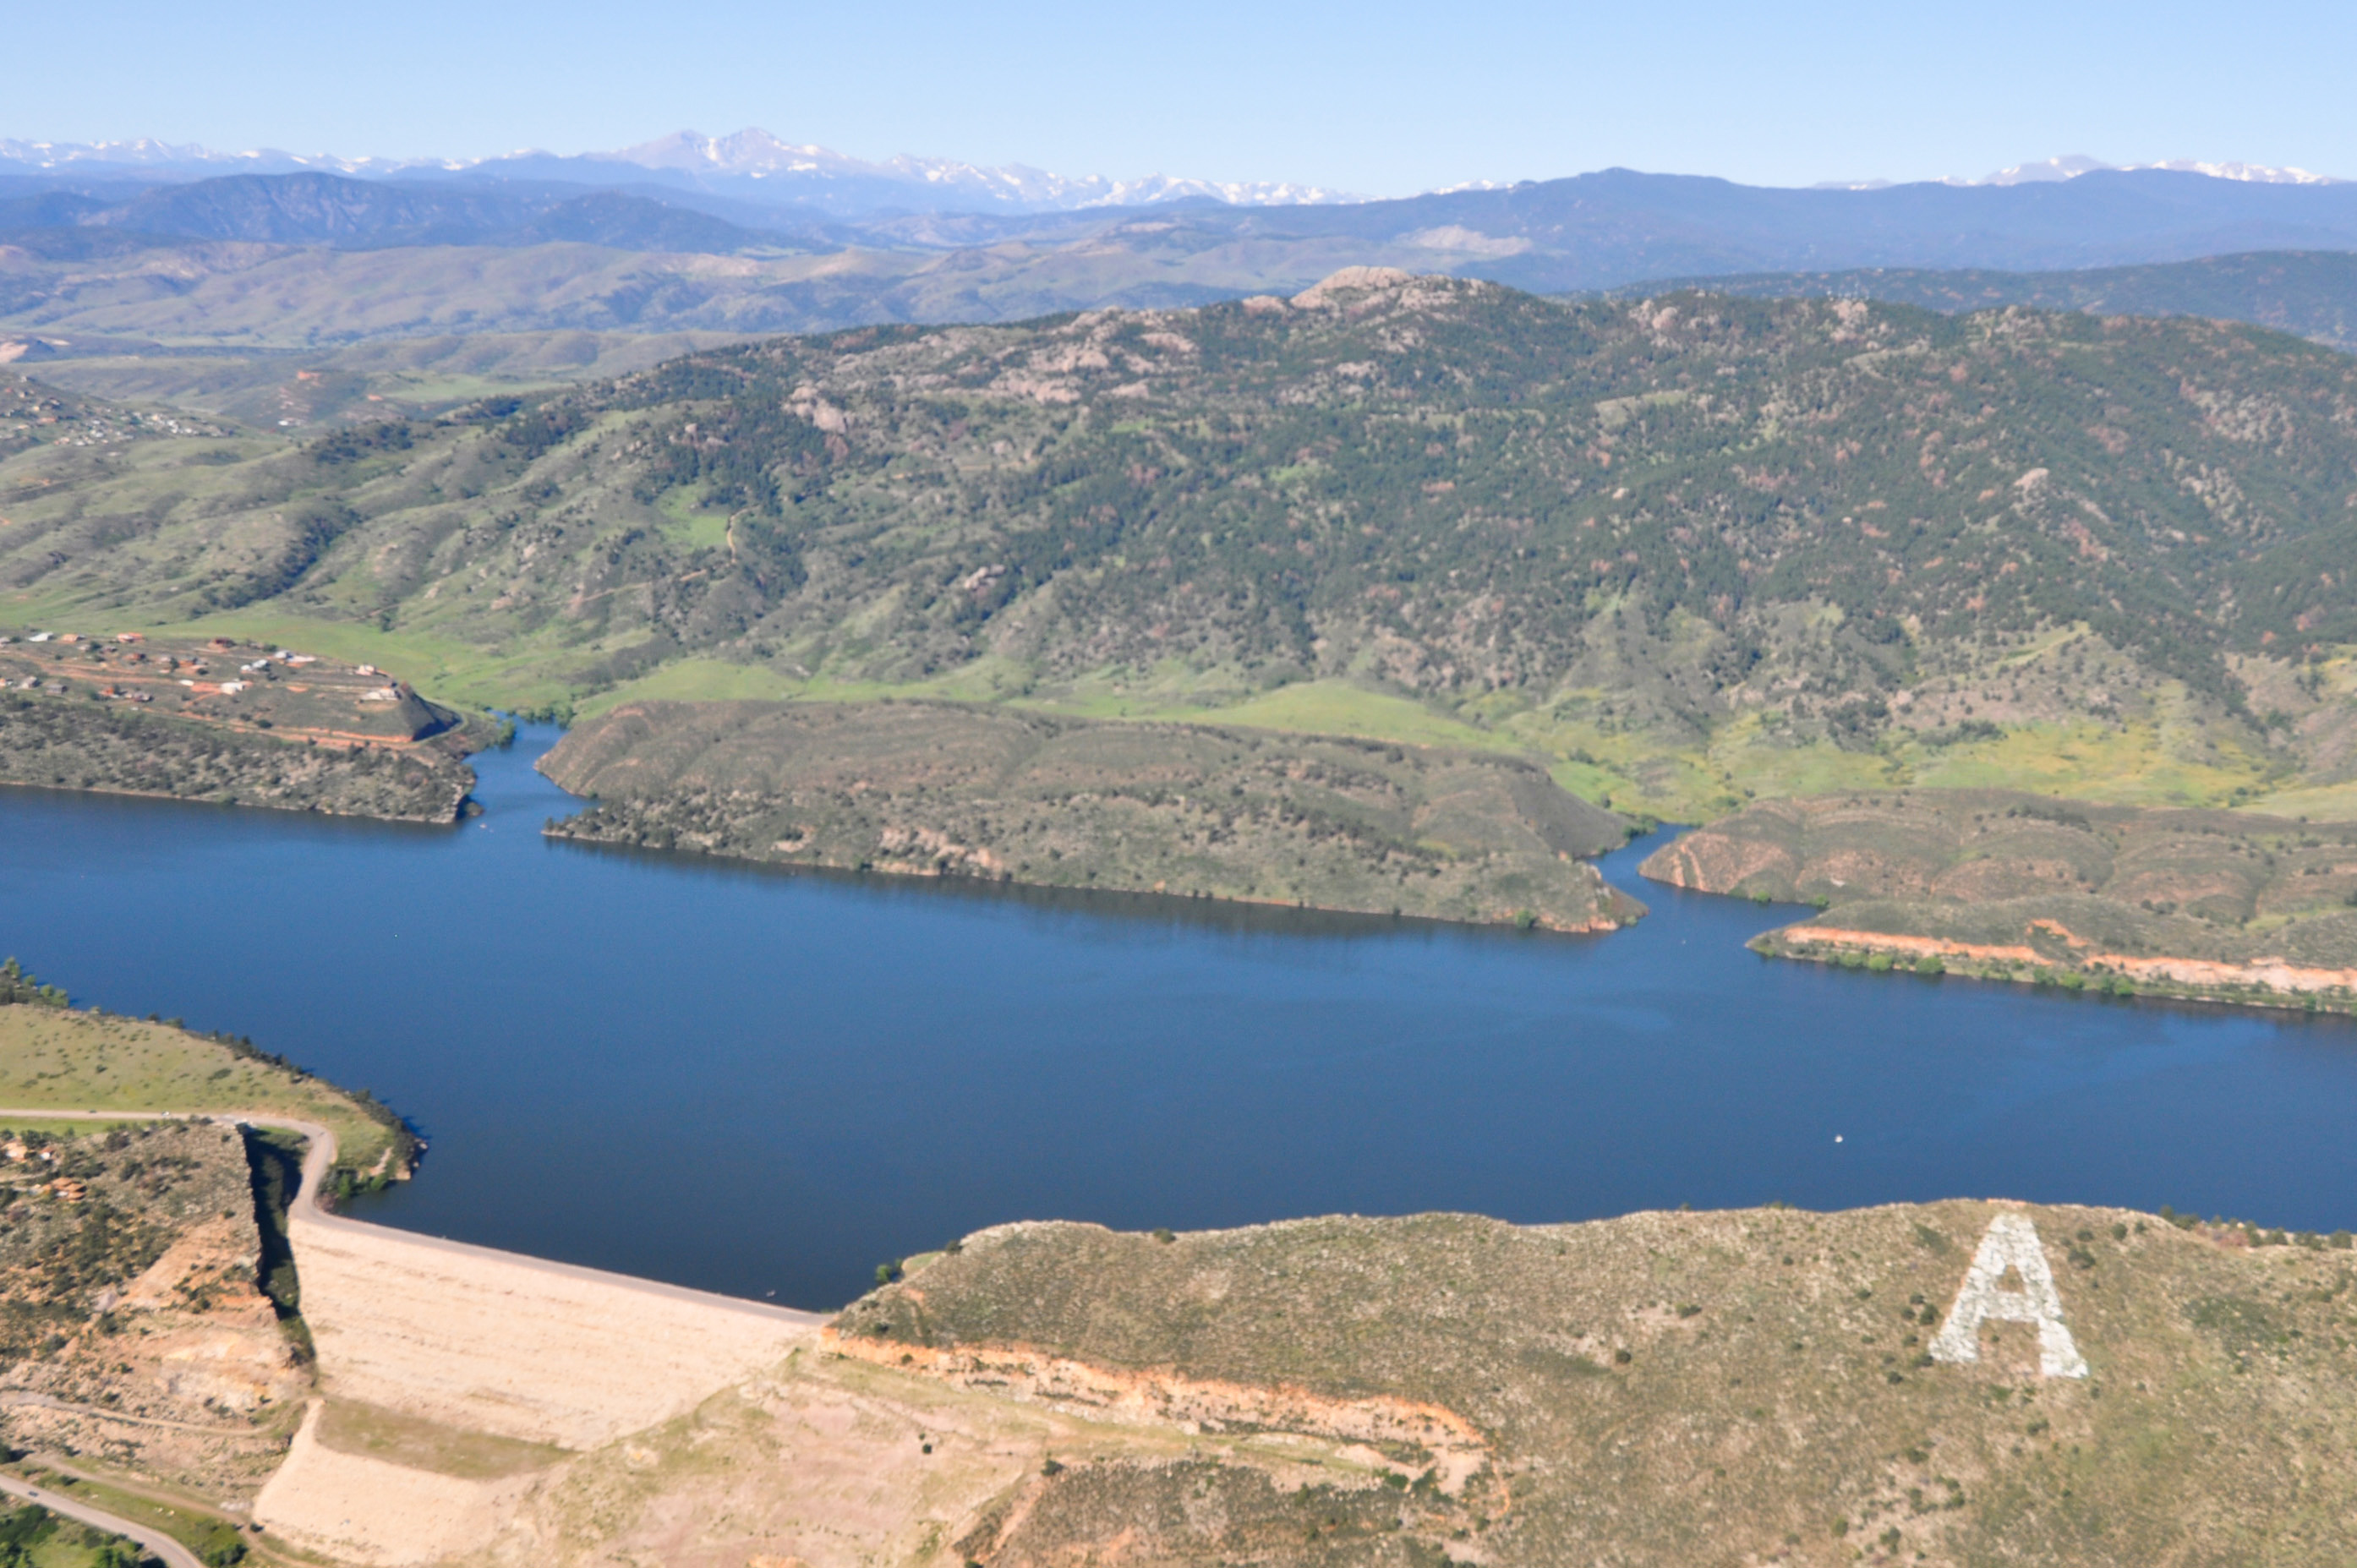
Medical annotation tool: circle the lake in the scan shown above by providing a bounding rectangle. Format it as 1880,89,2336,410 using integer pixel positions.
3,724,2352,1309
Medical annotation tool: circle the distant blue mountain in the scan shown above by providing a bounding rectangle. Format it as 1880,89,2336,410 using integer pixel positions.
1206,167,2357,288
0,172,815,253
8,165,2356,284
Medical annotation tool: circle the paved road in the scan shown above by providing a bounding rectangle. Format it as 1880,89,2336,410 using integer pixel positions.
0,1472,205,1568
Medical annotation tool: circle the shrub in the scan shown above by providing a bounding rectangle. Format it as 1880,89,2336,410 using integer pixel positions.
0,957,68,1008
1866,953,1895,974
1913,954,1945,975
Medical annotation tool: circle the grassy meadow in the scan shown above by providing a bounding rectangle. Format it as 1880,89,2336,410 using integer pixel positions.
0,1001,407,1183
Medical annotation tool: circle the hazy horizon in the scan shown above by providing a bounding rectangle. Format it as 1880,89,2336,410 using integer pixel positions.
14,0,2354,199
2,128,2343,206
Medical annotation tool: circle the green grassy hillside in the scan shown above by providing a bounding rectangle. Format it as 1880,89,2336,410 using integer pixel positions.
0,993,413,1185
8,274,2357,818
25,330,753,429
540,697,1638,929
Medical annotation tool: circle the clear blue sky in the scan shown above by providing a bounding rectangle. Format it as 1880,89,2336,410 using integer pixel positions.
11,0,2352,195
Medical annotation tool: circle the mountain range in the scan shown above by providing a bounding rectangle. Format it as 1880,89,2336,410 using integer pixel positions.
5,130,2341,219
9,157,2357,436
1821,153,2341,191
0,128,1364,216
10,163,2357,277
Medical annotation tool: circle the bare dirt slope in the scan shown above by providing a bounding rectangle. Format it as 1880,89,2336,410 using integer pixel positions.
541,697,1638,931
293,1199,2357,1568
0,1119,307,1498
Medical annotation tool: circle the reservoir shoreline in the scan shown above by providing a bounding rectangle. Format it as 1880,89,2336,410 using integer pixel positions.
3,723,2353,1310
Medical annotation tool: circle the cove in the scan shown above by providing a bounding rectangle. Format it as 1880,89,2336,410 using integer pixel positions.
3,723,2352,1310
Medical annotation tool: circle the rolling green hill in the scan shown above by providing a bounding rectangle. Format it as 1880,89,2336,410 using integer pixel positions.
6,272,2357,819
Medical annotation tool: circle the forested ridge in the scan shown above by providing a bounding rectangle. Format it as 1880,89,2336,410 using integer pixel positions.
601,274,2357,696
6,270,2355,814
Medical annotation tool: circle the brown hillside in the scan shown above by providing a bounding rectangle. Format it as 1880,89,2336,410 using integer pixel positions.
1642,788,2357,1007
834,1203,2357,1566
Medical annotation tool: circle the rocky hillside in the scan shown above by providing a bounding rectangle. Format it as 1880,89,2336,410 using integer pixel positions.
1643,789,2357,1008
819,1201,2357,1565
540,698,1638,930
0,1118,309,1499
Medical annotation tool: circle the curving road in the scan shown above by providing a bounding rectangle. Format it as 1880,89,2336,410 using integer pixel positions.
0,1472,205,1568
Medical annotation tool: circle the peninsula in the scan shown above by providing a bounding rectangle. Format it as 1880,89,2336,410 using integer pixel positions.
539,697,1641,930
1643,789,2357,1012
0,634,486,822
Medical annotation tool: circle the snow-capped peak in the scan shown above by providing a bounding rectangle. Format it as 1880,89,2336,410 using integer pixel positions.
0,129,1367,213
589,128,1366,209
1977,153,2339,186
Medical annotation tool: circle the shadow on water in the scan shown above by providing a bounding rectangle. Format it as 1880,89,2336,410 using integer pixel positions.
3,721,2354,1309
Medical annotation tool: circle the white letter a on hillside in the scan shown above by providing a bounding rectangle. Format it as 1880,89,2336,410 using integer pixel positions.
1928,1212,2088,1379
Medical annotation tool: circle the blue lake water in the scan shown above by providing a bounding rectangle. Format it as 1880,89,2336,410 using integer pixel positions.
3,724,2352,1309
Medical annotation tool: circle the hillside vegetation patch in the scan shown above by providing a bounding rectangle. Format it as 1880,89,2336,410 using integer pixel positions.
540,698,1638,929
1645,787,2357,1009
10,277,2357,818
